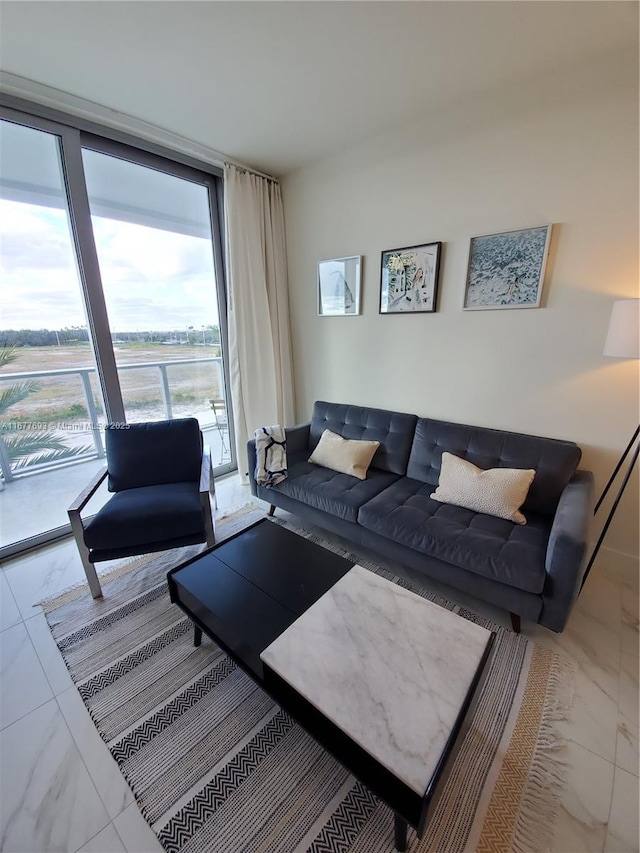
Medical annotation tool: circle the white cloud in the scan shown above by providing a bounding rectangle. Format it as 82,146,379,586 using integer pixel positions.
1,200,220,332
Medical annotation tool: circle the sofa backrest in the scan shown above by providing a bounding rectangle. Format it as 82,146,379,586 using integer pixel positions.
311,401,418,475
406,418,582,517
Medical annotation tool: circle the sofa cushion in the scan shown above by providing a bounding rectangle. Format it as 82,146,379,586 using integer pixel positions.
309,429,380,479
84,482,204,550
357,477,550,594
268,453,399,523
310,401,417,475
406,418,581,517
431,452,535,524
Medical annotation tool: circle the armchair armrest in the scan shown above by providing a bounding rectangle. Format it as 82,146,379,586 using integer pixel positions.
539,470,594,632
67,466,108,600
199,445,216,548
68,467,108,517
200,444,214,494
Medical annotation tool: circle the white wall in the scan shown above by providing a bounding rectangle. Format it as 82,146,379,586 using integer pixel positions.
281,50,639,559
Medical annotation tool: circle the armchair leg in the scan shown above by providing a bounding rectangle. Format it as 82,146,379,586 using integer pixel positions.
68,510,102,599
509,612,521,634
268,505,276,517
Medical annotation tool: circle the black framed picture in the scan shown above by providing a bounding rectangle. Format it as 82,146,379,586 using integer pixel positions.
380,242,442,314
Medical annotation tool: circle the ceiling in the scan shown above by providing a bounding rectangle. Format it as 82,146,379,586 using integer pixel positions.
0,1,637,177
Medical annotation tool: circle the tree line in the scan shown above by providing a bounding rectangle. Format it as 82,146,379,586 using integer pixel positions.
0,326,221,347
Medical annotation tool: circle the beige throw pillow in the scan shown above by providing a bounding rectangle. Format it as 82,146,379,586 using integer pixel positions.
430,452,536,524
309,429,380,480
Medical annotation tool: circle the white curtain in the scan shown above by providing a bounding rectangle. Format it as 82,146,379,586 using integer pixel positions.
224,164,295,482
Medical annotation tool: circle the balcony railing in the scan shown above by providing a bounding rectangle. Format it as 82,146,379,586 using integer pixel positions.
0,356,225,482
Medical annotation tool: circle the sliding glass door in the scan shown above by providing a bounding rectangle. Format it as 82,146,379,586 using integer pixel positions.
0,110,232,557
81,144,232,464
0,118,109,550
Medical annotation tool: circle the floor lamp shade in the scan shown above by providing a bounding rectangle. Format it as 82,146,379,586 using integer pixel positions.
603,298,640,358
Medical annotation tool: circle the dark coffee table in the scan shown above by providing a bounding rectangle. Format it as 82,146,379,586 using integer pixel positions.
167,518,353,681
167,517,494,851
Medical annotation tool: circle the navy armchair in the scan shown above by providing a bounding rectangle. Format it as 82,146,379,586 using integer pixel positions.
68,418,215,598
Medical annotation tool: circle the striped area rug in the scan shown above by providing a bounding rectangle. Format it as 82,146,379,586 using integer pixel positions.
44,510,575,853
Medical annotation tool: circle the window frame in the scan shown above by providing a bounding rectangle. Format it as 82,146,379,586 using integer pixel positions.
0,102,234,560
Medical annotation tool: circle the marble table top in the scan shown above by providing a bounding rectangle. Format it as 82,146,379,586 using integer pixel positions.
260,564,492,796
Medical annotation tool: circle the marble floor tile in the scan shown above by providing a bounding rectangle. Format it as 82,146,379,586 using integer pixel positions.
579,570,624,635
113,803,164,853
551,740,615,853
558,664,619,763
214,473,254,516
0,621,53,729
57,686,135,820
605,767,639,853
534,600,622,702
616,652,639,777
0,699,110,852
3,538,86,619
0,570,21,631
1,534,79,572
76,822,127,853
24,611,74,696
596,549,639,591
620,586,639,658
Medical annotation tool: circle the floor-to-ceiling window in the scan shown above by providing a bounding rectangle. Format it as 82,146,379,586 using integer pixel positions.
0,108,233,558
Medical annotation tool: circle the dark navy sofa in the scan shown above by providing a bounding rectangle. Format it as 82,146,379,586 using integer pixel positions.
248,401,593,632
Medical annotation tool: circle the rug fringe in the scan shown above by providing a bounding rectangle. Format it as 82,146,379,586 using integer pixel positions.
511,652,577,853
214,499,256,521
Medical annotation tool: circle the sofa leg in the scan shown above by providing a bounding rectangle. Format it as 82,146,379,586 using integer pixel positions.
509,612,521,634
268,505,276,517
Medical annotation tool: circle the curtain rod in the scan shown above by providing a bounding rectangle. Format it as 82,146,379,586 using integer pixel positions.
0,72,279,184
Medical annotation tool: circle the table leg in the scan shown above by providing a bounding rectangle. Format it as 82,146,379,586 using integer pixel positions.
394,814,408,852
194,625,202,647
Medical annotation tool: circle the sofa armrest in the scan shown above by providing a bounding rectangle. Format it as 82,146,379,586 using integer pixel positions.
247,422,311,492
539,470,594,632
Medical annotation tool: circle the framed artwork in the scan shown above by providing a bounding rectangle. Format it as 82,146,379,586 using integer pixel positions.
379,242,442,314
463,225,552,310
318,256,362,316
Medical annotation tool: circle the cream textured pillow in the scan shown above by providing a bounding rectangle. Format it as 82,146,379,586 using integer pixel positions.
309,429,380,480
430,452,536,524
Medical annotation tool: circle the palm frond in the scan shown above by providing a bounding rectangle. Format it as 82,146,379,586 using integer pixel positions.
2,432,77,458
11,445,94,470
0,347,19,370
0,381,41,416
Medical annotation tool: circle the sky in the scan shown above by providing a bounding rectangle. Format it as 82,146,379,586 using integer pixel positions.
0,198,220,333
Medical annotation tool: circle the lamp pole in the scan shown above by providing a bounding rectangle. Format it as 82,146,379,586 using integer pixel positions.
581,298,639,591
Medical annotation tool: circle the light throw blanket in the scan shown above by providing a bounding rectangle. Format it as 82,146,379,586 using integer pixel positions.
254,425,287,487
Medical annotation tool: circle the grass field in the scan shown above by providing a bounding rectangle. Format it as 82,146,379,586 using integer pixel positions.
0,343,224,422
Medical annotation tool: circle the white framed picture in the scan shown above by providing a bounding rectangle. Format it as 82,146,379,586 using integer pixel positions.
318,256,362,316
463,225,552,310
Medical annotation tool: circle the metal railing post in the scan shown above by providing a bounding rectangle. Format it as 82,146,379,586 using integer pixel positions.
79,371,105,457
0,432,15,483
158,364,173,419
